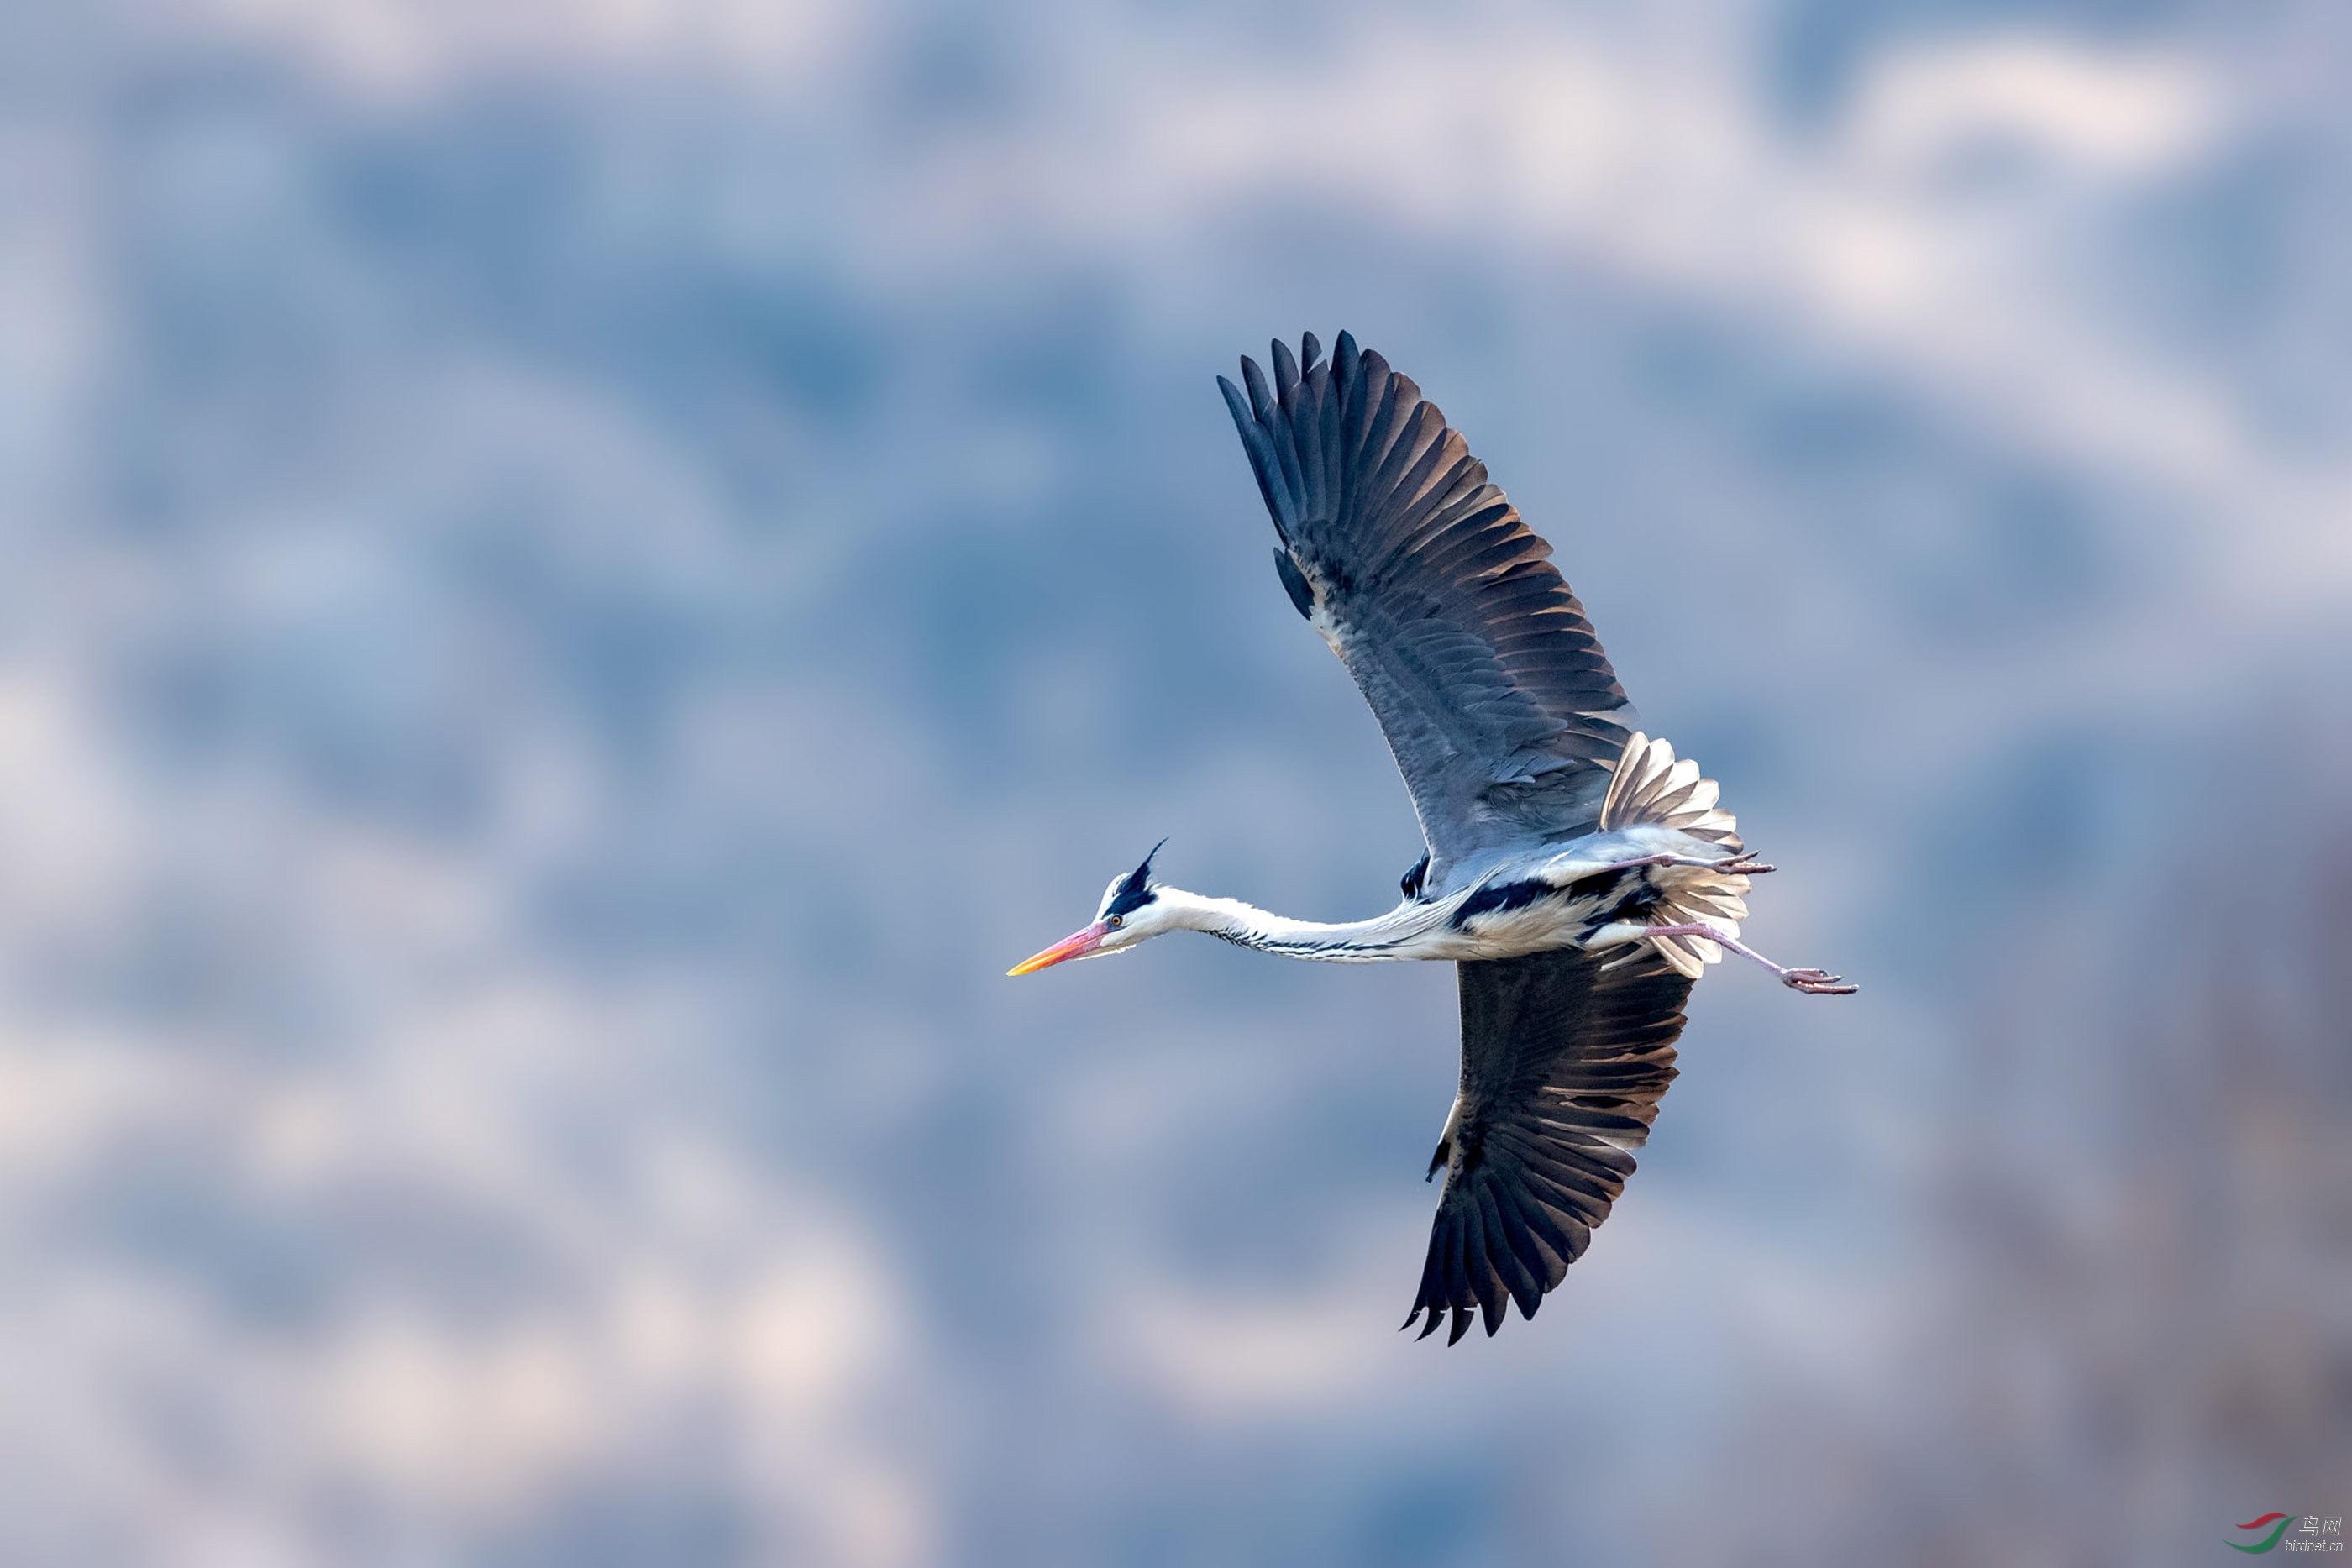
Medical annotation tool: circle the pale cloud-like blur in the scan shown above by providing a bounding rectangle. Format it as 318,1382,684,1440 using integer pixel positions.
180,0,865,94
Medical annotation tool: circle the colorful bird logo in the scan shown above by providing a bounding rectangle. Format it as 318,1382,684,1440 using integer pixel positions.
2229,1514,2295,1553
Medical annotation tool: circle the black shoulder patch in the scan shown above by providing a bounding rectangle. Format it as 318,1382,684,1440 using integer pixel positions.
1273,548,1315,620
1400,851,1431,900
1106,838,1167,919
1450,878,1553,929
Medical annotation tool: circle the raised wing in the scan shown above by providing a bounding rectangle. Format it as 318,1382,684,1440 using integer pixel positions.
1405,946,1690,1344
1220,332,1638,894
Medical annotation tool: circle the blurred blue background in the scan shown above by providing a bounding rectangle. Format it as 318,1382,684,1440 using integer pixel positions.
0,1,2345,1563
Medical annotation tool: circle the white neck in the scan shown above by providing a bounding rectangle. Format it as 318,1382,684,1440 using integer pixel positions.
1150,886,1443,962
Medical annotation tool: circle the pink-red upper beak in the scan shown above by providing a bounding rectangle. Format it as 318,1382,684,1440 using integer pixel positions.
1006,920,1109,977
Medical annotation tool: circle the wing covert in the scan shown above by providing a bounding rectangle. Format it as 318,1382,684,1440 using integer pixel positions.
1220,332,1640,893
1405,946,1690,1344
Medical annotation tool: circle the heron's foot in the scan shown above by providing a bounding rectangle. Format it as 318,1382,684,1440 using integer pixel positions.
1709,852,1776,877
1781,968,1857,995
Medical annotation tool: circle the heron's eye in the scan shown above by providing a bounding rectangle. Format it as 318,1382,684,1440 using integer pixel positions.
1105,915,1123,928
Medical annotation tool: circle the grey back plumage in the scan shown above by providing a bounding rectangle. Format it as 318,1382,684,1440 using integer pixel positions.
1407,946,1690,1343
1219,332,1639,895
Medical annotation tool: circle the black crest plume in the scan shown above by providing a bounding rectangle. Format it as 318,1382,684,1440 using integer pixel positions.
1106,838,1168,918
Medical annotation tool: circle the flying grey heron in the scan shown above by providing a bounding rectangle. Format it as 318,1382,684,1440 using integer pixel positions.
1010,332,1854,1345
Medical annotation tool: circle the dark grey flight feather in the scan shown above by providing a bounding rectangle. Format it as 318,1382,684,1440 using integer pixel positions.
1404,945,1689,1343
1219,332,1639,896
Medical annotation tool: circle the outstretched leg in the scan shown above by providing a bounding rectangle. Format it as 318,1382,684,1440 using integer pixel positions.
1570,850,1776,878
1643,920,1856,994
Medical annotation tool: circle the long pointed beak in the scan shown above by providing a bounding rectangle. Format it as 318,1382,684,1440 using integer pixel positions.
1007,920,1109,977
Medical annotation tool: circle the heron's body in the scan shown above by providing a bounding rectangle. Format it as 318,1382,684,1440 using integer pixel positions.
1148,815,1750,968
1011,332,1851,1344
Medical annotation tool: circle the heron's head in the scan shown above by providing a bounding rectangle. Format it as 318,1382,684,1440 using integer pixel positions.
1007,839,1179,975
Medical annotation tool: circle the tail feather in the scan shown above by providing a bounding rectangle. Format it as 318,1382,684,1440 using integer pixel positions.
1598,732,1740,847
1596,733,1749,978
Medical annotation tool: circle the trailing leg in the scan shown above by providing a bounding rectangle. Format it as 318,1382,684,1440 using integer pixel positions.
1641,921,1856,994
1567,850,1776,878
